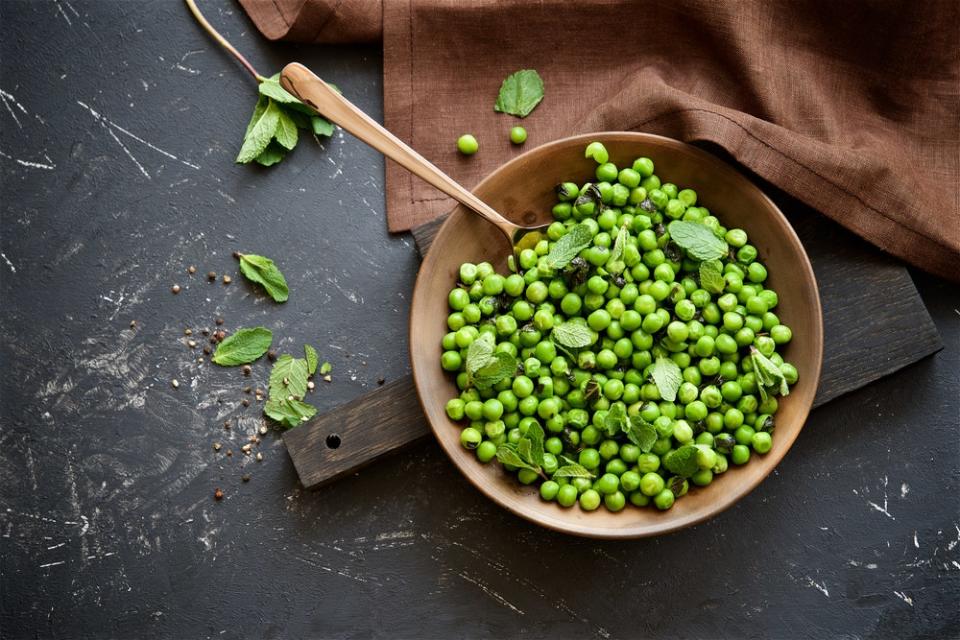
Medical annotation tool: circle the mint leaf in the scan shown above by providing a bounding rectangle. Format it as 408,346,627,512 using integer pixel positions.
465,333,496,374
667,220,729,261
268,354,309,400
236,97,280,164
495,443,536,471
551,318,597,349
304,344,318,375
472,352,517,390
699,259,725,294
311,115,334,136
254,142,287,166
525,421,545,467
237,98,281,163
651,356,682,402
319,361,332,375
264,398,317,429
553,464,595,479
602,403,626,437
493,69,544,118
212,327,272,366
539,224,594,271
664,444,700,477
237,253,289,302
624,415,658,453
751,347,790,397
274,109,299,151
606,225,629,274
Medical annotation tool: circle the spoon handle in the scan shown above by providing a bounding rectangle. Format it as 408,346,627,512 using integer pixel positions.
280,63,516,239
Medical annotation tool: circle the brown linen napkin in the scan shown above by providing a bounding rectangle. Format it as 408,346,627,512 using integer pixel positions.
239,0,960,281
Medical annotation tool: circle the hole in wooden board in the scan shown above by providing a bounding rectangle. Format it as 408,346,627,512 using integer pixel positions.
326,433,341,449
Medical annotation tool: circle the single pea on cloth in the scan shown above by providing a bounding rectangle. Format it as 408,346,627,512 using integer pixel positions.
238,0,960,281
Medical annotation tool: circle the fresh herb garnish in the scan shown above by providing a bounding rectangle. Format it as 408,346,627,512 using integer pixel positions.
538,224,594,272
623,415,658,453
551,318,597,349
751,346,790,400
602,403,627,437
493,69,544,118
236,253,289,302
698,259,726,294
606,225,629,274
650,356,682,402
667,220,729,261
465,333,517,389
263,353,317,429
264,398,316,428
304,344,319,375
664,444,700,477
319,361,332,375
211,327,272,366
553,464,595,479
185,0,335,167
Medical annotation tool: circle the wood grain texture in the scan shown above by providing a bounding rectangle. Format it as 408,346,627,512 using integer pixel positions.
282,378,427,488
291,162,942,492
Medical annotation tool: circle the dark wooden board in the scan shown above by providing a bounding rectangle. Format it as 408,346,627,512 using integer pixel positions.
288,205,942,489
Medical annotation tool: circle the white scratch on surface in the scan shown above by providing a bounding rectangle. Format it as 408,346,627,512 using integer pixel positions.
867,475,895,520
0,88,27,128
456,571,524,615
948,525,960,551
46,542,66,550
39,560,66,569
76,100,200,178
1,253,16,273
806,577,829,598
893,591,914,607
0,149,56,170
914,530,919,548
52,0,73,25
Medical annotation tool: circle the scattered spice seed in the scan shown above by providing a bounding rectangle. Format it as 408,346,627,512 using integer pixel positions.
203,346,211,355
259,425,268,435
377,377,386,386
188,265,197,274
222,275,232,285
171,284,181,294
213,442,222,451
243,386,252,394
171,379,180,388
256,452,263,462
242,365,252,376
201,328,210,336
184,328,193,336
188,339,197,348
224,420,231,428
307,381,315,391
214,488,224,500
323,374,332,383
207,271,217,281
242,399,250,407
215,317,224,326
267,350,277,362
130,320,137,329
241,444,252,455
241,475,251,482
226,450,233,457
213,330,226,343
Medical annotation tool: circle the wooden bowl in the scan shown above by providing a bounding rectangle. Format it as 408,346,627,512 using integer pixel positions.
409,132,823,538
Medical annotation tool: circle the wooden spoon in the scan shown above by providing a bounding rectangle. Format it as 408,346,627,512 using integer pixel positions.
279,63,543,247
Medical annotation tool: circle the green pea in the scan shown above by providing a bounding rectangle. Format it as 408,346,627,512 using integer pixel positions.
510,126,527,145
457,134,478,155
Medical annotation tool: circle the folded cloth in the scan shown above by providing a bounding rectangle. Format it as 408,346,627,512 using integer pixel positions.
239,0,960,281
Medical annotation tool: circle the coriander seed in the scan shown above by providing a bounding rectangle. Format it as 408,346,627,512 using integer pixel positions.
222,275,232,285
215,317,224,325
214,488,224,500
171,379,179,388
171,284,181,294
188,265,197,274
207,271,217,281
242,365,252,376
188,340,197,348
307,381,315,391
184,328,193,336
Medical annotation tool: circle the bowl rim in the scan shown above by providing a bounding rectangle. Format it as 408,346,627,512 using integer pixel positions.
409,131,823,538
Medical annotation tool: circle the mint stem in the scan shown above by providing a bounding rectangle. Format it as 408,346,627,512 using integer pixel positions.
184,0,266,83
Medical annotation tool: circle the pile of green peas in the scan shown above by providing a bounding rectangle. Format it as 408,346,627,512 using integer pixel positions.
441,142,798,513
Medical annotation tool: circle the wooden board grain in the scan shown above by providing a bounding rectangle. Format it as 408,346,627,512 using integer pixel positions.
288,209,942,490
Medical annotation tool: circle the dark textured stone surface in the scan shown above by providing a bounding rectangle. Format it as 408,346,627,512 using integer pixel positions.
1,2,957,638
